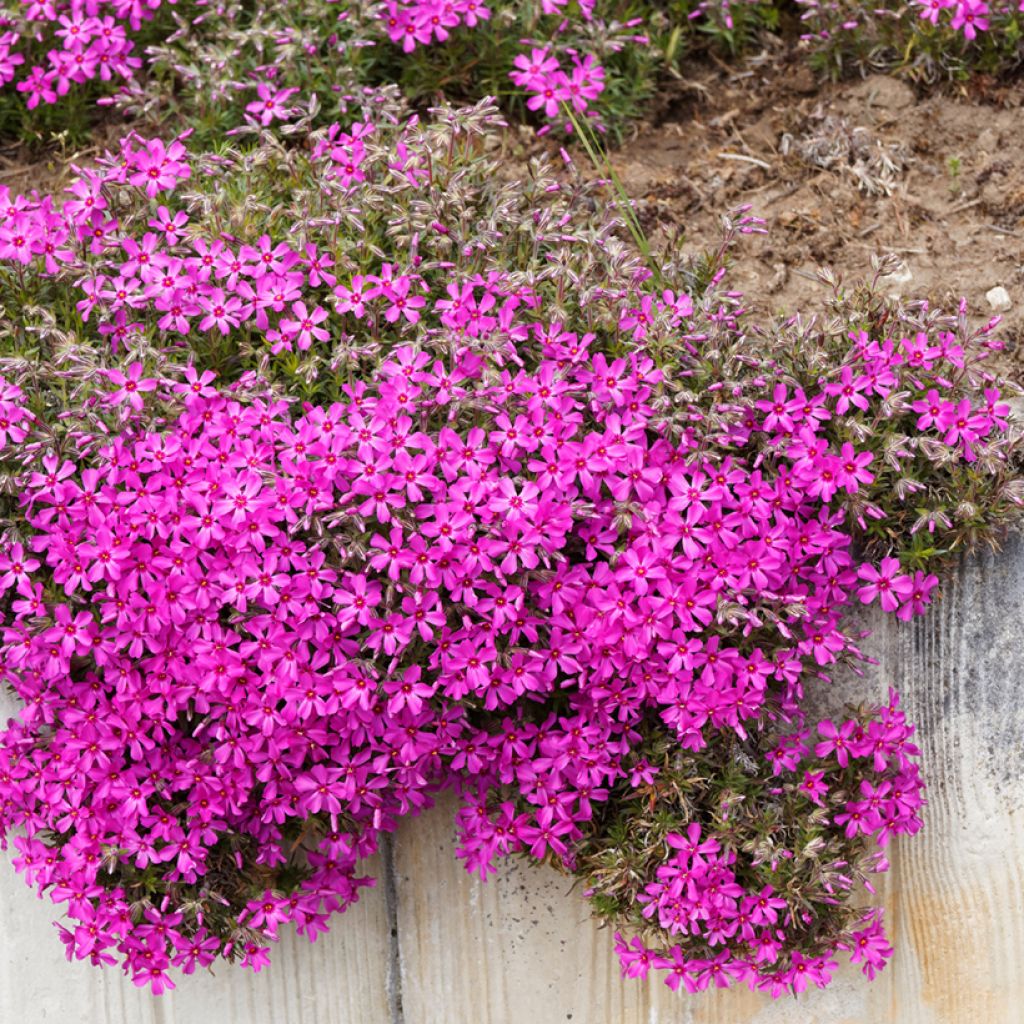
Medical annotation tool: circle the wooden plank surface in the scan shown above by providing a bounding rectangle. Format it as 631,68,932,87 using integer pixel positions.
0,682,394,1024
860,533,1024,1024
391,535,1024,1024
0,843,393,1024
2,537,1024,1022
392,789,900,1024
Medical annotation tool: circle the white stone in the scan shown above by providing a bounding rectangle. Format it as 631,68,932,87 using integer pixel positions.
986,285,1012,312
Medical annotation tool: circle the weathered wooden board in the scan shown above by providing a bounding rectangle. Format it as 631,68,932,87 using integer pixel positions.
858,534,1024,1024
0,683,394,1024
0,842,393,1024
391,536,1024,1024
2,537,1023,1023
0,842,393,1023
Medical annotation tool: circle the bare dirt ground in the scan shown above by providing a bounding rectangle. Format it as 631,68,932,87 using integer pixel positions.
0,117,126,195
608,56,1024,375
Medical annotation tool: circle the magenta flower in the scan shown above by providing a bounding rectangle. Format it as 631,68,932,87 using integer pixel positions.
245,83,299,125
381,275,426,324
128,137,190,197
824,365,870,414
856,557,914,612
280,301,330,350
0,543,40,591
911,388,946,430
798,770,828,805
106,362,157,410
199,289,244,334
835,443,874,493
895,570,939,621
950,0,989,37
848,918,894,980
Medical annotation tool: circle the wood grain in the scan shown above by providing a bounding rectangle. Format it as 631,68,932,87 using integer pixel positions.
0,842,394,1024
390,536,1024,1024
0,687,394,1024
2,537,1023,1023
863,534,1024,1024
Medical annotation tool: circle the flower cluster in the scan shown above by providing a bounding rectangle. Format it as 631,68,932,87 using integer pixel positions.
0,379,31,450
0,0,638,134
2,0,1024,159
380,0,493,52
0,132,190,275
914,0,995,38
5,0,1021,158
0,0,159,110
0,312,930,994
797,0,1024,73
612,685,922,992
509,46,606,131
0,97,1022,999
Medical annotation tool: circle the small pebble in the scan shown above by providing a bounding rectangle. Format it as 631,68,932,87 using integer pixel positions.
986,286,1012,313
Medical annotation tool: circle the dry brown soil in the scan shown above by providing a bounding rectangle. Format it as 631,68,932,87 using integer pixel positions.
606,59,1024,372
